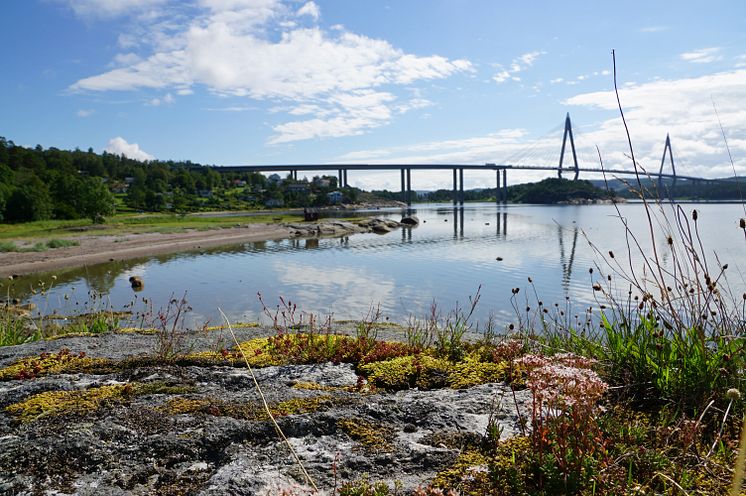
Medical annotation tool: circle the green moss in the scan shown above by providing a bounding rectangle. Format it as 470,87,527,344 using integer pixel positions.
115,327,159,335
5,381,189,422
0,349,112,381
448,354,507,389
431,450,491,494
202,322,260,331
160,394,334,420
233,337,288,367
359,353,507,390
337,418,394,453
291,381,338,391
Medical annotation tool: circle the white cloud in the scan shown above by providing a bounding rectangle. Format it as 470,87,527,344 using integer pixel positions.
492,50,545,85
640,25,669,33
205,105,256,111
70,1,472,144
76,109,94,117
296,1,320,20
564,69,746,178
680,47,723,64
334,69,746,189
147,92,175,106
105,137,154,160
63,0,166,19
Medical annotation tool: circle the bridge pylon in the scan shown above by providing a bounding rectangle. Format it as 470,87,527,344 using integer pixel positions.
657,134,677,200
558,113,580,180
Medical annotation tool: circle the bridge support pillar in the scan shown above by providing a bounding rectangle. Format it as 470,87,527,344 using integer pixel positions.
459,168,464,205
291,170,297,180
343,169,348,188
406,168,412,206
453,169,458,205
495,170,500,204
338,169,343,188
502,169,508,203
400,169,405,202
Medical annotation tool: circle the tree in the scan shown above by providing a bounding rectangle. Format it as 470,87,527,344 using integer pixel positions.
5,181,52,222
79,178,115,223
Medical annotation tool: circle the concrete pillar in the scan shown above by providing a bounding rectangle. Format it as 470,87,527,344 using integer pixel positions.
453,168,458,205
338,169,343,188
343,169,348,188
502,169,508,203
459,168,464,205
496,170,500,204
400,169,405,202
406,168,412,206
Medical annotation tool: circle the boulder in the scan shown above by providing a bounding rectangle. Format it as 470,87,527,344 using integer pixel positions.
400,215,419,225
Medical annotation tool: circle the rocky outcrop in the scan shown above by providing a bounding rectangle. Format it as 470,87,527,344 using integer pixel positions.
286,218,404,238
0,330,531,495
400,215,420,226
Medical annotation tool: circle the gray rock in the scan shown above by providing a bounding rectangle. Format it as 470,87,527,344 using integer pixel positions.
0,330,531,494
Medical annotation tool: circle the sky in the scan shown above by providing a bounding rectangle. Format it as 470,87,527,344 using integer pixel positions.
2,0,745,190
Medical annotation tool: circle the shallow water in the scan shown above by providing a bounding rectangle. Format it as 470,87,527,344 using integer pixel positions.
9,202,746,328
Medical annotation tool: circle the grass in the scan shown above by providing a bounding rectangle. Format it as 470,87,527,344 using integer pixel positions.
0,211,305,240
0,238,80,252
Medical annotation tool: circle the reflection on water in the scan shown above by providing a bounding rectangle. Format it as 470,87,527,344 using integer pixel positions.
9,203,745,327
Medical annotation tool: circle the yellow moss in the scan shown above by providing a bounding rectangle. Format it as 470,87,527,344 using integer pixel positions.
359,355,418,390
337,418,394,453
161,397,211,415
160,395,333,420
360,352,507,391
7,384,130,422
6,382,193,422
291,381,338,391
202,322,260,331
431,450,491,493
269,396,331,418
181,350,241,367
0,350,111,381
448,354,507,389
116,327,159,335
233,338,287,367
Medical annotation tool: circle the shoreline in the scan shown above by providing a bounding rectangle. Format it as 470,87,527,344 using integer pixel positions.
0,223,295,278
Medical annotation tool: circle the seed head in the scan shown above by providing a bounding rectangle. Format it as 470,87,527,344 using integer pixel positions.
692,209,698,221
726,388,741,401
608,250,614,258
740,218,745,229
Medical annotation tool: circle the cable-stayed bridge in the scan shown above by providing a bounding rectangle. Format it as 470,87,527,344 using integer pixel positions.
213,114,725,205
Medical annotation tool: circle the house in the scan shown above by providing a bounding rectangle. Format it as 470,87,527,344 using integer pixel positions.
232,179,247,187
287,183,310,193
265,198,284,207
313,177,331,188
268,173,283,185
327,191,343,204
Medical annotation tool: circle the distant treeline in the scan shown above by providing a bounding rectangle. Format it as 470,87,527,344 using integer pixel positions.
374,178,614,204
0,137,354,223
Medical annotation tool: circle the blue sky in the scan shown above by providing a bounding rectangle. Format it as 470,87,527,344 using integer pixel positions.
2,0,745,189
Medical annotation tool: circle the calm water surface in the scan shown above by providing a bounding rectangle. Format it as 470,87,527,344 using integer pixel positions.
12,202,746,328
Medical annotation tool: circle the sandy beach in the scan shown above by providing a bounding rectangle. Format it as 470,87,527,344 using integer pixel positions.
0,223,293,278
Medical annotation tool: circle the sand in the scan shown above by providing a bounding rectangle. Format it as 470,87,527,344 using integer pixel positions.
0,224,293,277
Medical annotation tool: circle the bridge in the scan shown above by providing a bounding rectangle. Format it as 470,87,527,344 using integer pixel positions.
213,114,723,205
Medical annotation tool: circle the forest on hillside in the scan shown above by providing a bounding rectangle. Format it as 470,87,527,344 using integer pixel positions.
0,137,352,223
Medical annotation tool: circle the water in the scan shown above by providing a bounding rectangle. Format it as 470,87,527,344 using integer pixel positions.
9,202,746,328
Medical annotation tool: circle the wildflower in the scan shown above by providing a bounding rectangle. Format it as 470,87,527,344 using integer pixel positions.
726,388,741,401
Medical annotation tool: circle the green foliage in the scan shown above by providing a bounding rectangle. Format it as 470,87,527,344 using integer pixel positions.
510,177,613,204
